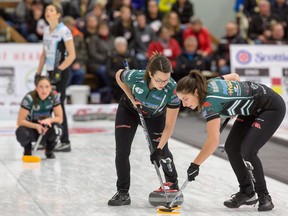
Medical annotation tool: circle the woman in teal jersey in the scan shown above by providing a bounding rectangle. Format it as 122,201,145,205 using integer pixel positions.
108,52,181,206
176,70,286,212
16,76,63,159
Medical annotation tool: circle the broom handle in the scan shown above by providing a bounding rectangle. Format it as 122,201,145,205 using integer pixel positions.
32,124,48,154
32,133,44,154
136,105,169,204
168,178,189,208
167,117,231,208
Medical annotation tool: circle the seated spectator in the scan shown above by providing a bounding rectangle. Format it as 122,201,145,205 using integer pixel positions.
85,1,109,22
110,5,137,52
83,14,98,40
63,16,87,85
271,0,288,38
162,11,184,47
248,0,281,44
62,0,94,19
15,0,33,24
135,11,157,69
243,0,259,19
266,22,287,44
214,21,247,75
106,37,137,103
174,36,210,82
87,20,114,90
26,1,46,42
147,25,182,69
171,0,194,25
145,0,163,32
183,17,212,57
106,0,134,22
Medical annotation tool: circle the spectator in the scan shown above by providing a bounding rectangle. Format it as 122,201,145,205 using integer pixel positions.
266,22,287,44
214,21,247,75
106,37,137,103
63,16,87,85
134,11,157,69
26,1,47,42
87,20,114,95
183,17,212,57
146,0,163,32
147,26,182,69
106,0,134,22
62,0,94,19
248,0,281,44
271,0,288,38
15,0,34,24
243,0,259,19
162,11,184,47
171,0,194,25
174,36,210,82
111,5,137,52
85,1,109,22
83,14,98,39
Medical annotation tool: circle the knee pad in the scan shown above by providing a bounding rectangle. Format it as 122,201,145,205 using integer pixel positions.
16,126,32,147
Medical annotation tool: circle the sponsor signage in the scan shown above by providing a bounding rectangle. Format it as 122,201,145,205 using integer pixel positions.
230,45,288,106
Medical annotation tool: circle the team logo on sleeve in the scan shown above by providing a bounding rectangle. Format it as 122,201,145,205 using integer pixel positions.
22,98,30,107
135,87,144,94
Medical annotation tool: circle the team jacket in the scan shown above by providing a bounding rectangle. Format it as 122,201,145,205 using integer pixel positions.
20,91,61,122
121,69,181,117
202,77,273,121
43,22,73,71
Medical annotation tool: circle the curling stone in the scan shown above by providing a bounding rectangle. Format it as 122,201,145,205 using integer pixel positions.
149,187,184,207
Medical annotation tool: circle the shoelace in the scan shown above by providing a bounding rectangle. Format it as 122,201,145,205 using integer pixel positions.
230,192,245,201
112,192,127,200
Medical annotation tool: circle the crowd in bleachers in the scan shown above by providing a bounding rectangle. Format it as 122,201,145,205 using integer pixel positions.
1,0,288,104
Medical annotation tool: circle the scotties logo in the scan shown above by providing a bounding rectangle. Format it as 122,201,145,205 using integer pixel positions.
236,50,251,65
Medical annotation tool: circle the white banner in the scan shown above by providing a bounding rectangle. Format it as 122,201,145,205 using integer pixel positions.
230,44,288,106
0,43,44,105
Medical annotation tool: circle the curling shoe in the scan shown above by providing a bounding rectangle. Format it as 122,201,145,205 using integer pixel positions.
45,151,55,159
54,141,71,152
108,190,131,206
224,191,257,208
258,194,274,211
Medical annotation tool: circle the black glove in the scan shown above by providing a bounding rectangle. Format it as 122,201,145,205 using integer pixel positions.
187,163,200,181
48,68,62,84
150,148,162,167
34,74,41,85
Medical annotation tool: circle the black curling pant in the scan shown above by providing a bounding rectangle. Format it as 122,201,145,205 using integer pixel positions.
53,69,70,143
114,99,178,191
225,90,286,196
16,123,63,153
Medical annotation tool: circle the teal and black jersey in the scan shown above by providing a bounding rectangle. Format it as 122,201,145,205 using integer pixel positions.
202,77,272,121
20,91,61,122
120,69,181,116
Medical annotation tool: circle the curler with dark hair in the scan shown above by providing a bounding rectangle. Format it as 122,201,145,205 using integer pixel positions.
176,70,207,111
144,51,173,80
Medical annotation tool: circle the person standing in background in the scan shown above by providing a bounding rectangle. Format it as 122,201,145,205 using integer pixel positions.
35,3,75,152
